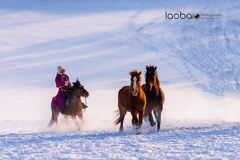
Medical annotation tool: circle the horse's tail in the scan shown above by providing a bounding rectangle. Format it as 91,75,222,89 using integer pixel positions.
47,97,56,127
114,110,121,125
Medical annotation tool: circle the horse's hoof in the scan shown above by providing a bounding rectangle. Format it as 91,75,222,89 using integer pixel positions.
150,121,156,127
136,131,141,135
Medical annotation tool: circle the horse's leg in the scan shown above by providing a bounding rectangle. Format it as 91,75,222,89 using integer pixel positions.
130,110,139,133
72,116,81,131
137,110,144,134
154,107,163,132
148,109,156,127
63,115,70,126
47,101,60,127
77,112,85,126
77,100,84,124
54,108,60,126
78,113,84,122
119,107,127,132
143,107,149,122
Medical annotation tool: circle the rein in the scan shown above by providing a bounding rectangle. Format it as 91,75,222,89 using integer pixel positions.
85,97,87,106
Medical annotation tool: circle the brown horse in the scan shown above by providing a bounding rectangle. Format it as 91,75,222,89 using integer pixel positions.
115,70,146,134
47,79,89,130
142,66,165,132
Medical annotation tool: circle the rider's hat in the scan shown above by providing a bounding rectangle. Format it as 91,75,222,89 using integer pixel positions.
57,66,66,74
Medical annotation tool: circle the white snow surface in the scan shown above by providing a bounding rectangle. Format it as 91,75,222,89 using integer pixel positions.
0,0,239,159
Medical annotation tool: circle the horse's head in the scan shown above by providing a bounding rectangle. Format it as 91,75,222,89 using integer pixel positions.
145,65,158,91
130,70,142,96
72,79,89,98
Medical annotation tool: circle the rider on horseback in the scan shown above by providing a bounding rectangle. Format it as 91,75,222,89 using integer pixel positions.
54,66,88,113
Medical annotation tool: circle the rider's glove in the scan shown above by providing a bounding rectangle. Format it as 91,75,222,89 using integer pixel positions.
65,81,69,86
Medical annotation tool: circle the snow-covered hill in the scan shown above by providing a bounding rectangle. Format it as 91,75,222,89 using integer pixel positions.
0,0,239,159
1,121,239,159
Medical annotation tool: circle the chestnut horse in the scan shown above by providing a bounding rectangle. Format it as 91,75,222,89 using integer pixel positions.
47,79,89,130
115,70,146,134
142,66,165,132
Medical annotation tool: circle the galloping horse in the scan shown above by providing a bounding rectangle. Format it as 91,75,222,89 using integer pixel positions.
142,66,165,131
47,79,89,130
115,70,146,134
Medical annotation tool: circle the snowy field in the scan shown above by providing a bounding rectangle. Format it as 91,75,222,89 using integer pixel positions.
0,0,239,159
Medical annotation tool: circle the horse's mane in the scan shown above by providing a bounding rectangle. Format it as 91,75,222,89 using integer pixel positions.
68,79,81,96
73,79,81,88
130,69,139,76
146,65,160,86
130,69,142,82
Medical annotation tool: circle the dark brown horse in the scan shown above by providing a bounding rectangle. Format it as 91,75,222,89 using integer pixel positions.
115,70,146,134
47,79,89,130
142,66,165,132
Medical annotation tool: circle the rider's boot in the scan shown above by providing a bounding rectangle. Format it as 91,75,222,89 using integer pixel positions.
82,103,88,109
